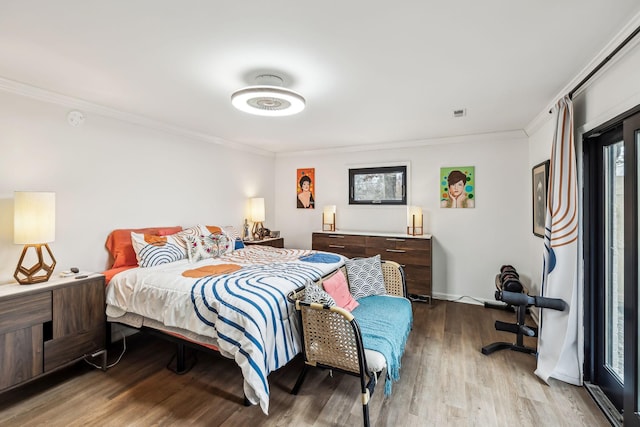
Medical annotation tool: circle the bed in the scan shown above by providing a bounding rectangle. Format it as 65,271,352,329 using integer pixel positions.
103,225,345,415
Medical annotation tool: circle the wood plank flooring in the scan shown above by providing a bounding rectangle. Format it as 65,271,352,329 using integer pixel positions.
0,301,608,426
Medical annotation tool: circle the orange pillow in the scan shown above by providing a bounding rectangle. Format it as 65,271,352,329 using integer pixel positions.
105,226,182,269
322,270,359,311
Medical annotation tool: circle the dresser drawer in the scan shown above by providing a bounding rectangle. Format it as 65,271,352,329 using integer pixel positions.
312,233,366,258
0,292,52,335
364,246,429,266
404,265,431,295
366,236,429,251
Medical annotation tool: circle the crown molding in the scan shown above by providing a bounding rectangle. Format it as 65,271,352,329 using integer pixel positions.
275,129,528,158
525,10,640,136
0,76,274,158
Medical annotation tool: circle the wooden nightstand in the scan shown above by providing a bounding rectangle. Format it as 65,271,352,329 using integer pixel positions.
0,273,106,393
244,237,284,248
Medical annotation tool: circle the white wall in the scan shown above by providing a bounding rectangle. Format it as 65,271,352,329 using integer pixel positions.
274,132,532,302
0,91,275,284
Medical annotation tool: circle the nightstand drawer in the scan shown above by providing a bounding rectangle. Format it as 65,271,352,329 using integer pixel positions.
44,325,105,372
0,292,52,335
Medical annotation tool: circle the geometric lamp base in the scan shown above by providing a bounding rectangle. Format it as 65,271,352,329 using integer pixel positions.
14,243,56,285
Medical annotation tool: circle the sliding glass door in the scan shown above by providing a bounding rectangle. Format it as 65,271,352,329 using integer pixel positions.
584,108,640,424
623,112,640,426
585,126,625,410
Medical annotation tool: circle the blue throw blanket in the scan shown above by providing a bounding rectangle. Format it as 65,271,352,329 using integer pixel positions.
352,295,413,395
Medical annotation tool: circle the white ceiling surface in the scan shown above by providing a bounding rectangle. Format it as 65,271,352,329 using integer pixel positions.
1,1,639,153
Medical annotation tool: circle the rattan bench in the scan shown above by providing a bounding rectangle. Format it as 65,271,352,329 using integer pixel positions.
287,260,410,427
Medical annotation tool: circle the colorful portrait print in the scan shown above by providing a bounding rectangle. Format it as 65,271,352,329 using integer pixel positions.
296,168,315,209
440,166,475,208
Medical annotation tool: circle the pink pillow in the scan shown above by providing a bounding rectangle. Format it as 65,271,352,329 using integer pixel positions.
322,270,359,311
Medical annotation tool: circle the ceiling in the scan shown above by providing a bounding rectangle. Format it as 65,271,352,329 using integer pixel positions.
1,1,640,153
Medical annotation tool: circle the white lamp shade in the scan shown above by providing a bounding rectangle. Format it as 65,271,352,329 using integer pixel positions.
250,197,265,222
407,206,423,227
323,205,336,225
14,191,56,244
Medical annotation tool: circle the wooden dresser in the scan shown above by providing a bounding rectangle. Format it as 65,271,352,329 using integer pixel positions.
312,231,432,303
0,274,106,393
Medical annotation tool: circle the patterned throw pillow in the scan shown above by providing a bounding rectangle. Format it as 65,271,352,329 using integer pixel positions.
222,225,241,242
303,283,336,307
183,232,232,262
345,255,386,299
130,232,187,268
173,225,211,250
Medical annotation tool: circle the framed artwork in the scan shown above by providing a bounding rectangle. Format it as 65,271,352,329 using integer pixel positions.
348,165,407,205
297,168,315,209
440,166,475,208
532,160,550,238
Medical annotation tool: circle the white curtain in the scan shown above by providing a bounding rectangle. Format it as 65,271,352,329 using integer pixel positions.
535,95,583,385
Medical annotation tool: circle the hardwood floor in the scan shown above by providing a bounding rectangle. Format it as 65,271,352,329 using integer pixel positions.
0,301,608,426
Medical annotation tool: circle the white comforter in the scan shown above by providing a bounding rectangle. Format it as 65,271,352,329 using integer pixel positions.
105,246,344,414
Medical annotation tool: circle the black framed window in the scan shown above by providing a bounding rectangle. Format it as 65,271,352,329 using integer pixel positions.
348,166,406,205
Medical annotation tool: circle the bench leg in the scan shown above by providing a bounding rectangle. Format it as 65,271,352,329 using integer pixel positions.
291,364,309,395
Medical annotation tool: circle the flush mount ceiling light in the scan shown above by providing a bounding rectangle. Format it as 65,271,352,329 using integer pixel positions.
231,74,305,117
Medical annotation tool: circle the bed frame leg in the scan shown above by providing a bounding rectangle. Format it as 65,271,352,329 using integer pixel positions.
166,342,197,374
176,342,186,372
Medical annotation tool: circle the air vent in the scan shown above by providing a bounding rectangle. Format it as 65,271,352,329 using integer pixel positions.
453,108,467,118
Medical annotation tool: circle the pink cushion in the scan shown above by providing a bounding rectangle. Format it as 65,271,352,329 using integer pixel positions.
322,270,359,311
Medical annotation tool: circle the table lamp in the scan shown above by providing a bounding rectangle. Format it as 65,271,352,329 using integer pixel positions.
407,205,423,236
322,205,336,231
14,191,57,284
250,197,265,240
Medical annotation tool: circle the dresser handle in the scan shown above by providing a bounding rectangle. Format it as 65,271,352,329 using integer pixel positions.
386,249,406,253
329,244,346,249
386,238,406,242
328,235,345,238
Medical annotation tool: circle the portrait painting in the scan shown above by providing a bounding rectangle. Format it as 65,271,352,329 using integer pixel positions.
296,168,315,209
440,166,475,208
532,160,550,237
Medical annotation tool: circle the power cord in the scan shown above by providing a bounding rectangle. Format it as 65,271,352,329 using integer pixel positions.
83,332,127,370
450,295,486,305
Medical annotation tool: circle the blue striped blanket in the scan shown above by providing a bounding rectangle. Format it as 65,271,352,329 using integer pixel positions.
190,259,342,414
352,295,413,395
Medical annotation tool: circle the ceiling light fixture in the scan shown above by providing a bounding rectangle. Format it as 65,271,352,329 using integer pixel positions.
231,74,305,117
